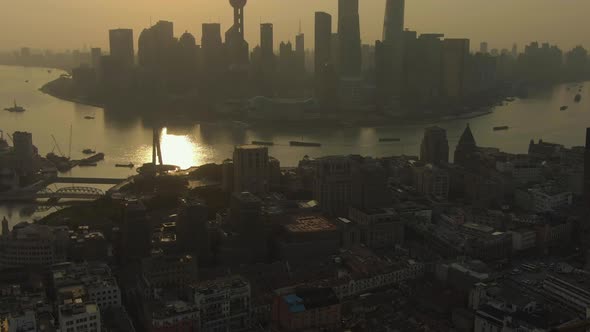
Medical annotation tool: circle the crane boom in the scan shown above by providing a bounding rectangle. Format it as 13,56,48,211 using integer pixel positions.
51,135,65,157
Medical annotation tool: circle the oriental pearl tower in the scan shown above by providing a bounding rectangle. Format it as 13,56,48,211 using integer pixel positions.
230,0,247,38
226,0,249,65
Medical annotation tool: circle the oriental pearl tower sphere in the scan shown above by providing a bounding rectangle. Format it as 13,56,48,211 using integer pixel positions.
230,0,247,39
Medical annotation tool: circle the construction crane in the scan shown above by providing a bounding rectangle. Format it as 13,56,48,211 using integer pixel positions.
51,134,66,157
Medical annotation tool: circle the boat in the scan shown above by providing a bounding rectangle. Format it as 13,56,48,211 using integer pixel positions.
82,149,95,155
290,141,322,147
115,163,134,168
379,138,401,142
24,80,29,83
505,97,516,102
79,161,97,167
47,70,52,73
84,153,105,163
493,126,509,131
251,141,274,146
560,106,568,111
4,100,26,113
574,94,582,102
84,116,95,120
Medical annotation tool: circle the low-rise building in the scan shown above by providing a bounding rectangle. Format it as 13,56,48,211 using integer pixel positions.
278,215,340,262
348,207,404,249
58,302,101,332
190,275,251,332
272,287,341,332
0,223,68,270
149,301,199,332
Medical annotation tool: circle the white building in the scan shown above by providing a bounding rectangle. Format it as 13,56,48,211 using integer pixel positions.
58,302,101,332
496,160,543,185
529,188,573,212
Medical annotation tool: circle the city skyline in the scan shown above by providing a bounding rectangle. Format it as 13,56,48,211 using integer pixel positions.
1,0,589,52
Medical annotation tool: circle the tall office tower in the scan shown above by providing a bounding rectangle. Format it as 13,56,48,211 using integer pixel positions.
12,131,34,175
233,145,269,193
313,156,354,216
109,29,134,66
295,32,305,72
260,23,275,70
375,40,394,107
226,0,250,65
442,38,470,98
90,48,102,69
383,0,405,42
177,198,210,259
1,217,8,237
584,128,590,203
314,12,332,75
420,126,449,165
511,43,518,58
202,23,225,72
122,200,151,262
138,20,175,70
480,42,489,54
338,0,361,77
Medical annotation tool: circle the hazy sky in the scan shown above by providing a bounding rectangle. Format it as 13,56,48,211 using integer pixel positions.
1,0,588,52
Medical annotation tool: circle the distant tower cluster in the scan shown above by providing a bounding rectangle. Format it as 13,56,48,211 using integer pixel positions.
338,0,362,77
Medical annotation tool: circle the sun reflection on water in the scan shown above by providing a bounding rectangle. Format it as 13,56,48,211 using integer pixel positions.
158,127,204,169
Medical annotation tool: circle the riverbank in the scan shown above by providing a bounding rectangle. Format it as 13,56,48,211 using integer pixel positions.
41,75,509,128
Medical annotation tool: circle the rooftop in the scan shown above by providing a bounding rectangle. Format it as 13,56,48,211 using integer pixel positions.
285,216,338,233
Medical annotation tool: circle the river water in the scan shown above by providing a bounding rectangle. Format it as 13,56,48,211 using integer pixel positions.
1,65,589,228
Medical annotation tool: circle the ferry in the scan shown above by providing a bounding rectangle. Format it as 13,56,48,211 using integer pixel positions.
4,100,26,113
560,106,568,111
82,149,95,155
115,163,134,168
493,126,509,131
379,138,401,142
290,141,322,147
84,116,95,120
574,94,582,102
251,141,274,146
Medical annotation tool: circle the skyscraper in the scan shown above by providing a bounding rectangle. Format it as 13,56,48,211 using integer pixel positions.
226,0,249,65
314,12,332,75
442,38,470,98
90,48,102,69
109,29,134,66
202,23,224,72
512,43,518,58
338,0,361,77
138,21,175,70
454,124,479,168
260,23,274,58
480,42,489,54
420,126,449,165
584,128,590,203
295,32,305,72
383,0,405,42
233,145,269,193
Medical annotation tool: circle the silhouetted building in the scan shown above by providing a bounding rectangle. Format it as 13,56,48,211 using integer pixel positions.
442,38,470,99
177,198,210,260
12,131,34,175
375,40,394,107
403,33,444,105
138,21,175,71
414,164,450,199
585,128,590,204
90,48,102,69
420,126,449,165
109,29,134,67
201,23,225,73
313,156,353,216
260,23,275,71
122,200,151,261
226,0,250,66
512,43,518,58
480,42,489,54
338,0,361,77
314,12,332,76
295,33,305,73
233,145,269,193
381,0,405,99
454,124,479,168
